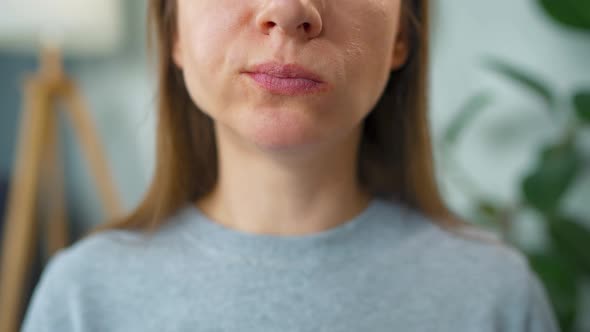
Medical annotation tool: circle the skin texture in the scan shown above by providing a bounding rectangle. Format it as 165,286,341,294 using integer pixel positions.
173,0,409,236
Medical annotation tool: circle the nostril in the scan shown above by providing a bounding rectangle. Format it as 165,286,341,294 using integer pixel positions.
265,22,276,29
302,22,310,31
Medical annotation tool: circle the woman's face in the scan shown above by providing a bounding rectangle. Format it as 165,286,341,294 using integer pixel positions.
173,0,408,152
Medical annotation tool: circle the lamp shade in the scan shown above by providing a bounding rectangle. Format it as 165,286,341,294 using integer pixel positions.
0,0,122,56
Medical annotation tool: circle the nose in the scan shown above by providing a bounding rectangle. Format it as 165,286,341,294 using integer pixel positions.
256,0,323,40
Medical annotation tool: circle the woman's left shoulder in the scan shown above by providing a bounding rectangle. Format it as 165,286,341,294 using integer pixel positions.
411,221,560,331
419,221,533,281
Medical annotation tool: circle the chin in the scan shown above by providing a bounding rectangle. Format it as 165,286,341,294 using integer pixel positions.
233,104,312,144
247,124,320,152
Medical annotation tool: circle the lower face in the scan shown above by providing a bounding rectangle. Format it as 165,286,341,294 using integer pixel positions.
174,0,403,154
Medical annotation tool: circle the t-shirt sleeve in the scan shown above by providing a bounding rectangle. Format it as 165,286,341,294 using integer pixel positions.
452,226,562,331
498,249,561,332
488,245,562,332
524,270,561,332
20,250,78,332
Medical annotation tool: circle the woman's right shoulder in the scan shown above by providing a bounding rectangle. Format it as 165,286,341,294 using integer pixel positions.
36,230,147,292
37,229,148,287
39,211,190,284
20,229,150,331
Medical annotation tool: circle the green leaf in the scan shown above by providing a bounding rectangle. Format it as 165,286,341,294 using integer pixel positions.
573,90,590,123
538,0,590,31
469,200,503,232
477,200,501,220
527,251,579,332
521,143,580,214
548,216,590,275
443,92,493,146
484,58,554,108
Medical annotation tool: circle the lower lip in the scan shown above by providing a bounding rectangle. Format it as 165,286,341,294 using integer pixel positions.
245,73,328,96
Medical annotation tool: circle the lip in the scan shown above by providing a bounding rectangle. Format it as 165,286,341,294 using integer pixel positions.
242,62,329,96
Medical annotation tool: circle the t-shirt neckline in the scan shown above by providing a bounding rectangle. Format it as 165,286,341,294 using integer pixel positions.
176,196,394,269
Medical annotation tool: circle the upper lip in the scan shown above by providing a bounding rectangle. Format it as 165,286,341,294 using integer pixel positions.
243,61,325,83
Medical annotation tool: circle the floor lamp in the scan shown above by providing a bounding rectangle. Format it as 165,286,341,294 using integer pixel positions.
0,0,122,332
0,46,124,332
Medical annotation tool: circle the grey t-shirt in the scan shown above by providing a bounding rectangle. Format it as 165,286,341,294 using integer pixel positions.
21,197,560,331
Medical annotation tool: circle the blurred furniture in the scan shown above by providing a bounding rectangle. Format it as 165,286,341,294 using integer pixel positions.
0,1,123,331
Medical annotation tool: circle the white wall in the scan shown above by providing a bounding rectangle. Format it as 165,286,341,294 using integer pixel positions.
430,0,590,229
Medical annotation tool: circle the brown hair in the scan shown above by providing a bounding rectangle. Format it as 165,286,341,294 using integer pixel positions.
88,0,467,238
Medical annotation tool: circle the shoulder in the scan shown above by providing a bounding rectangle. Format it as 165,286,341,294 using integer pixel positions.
395,209,559,330
22,222,188,331
390,204,525,271
33,206,200,292
20,229,147,331
41,219,186,282
375,199,527,278
31,212,195,296
410,212,533,289
29,229,150,296
385,205,534,296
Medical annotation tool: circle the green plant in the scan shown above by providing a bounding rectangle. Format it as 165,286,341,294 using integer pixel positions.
438,1,590,331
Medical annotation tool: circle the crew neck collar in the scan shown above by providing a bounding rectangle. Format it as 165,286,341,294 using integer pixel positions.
175,196,402,269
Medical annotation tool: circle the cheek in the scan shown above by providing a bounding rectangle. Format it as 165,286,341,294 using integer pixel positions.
176,1,249,113
329,3,398,117
177,0,242,60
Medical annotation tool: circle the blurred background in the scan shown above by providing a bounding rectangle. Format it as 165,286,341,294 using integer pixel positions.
0,0,588,331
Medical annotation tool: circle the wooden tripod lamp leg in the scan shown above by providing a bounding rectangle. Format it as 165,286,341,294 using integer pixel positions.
40,105,69,261
0,78,53,332
61,81,123,220
0,46,124,332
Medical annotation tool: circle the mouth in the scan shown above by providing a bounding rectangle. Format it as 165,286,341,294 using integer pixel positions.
242,61,329,96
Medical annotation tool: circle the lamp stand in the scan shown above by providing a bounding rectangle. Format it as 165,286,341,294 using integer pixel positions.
0,46,123,332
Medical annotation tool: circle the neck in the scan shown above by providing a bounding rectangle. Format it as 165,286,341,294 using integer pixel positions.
195,124,372,236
